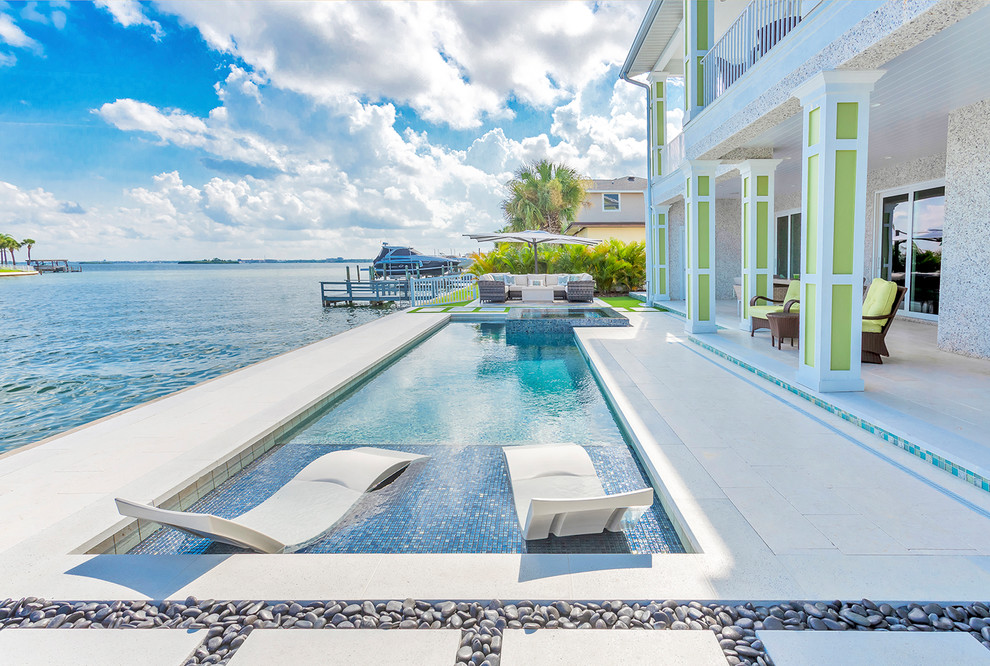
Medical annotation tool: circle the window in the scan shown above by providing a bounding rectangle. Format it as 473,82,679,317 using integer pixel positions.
603,193,620,211
879,184,944,318
775,211,801,279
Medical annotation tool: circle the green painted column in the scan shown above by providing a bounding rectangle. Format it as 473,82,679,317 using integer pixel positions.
651,204,671,302
646,73,669,303
684,160,719,333
793,71,883,393
738,159,781,331
683,0,713,120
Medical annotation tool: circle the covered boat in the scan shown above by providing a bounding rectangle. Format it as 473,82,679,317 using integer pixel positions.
372,244,465,277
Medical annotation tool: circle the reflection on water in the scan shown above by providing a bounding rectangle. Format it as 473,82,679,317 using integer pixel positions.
0,263,394,452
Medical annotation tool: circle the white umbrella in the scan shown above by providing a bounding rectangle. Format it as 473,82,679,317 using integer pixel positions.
464,230,600,272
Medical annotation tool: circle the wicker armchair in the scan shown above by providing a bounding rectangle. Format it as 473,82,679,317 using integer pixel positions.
862,284,906,364
750,279,800,335
478,277,507,303
565,280,594,303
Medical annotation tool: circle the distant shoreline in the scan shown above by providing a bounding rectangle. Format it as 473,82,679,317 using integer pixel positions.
78,259,373,265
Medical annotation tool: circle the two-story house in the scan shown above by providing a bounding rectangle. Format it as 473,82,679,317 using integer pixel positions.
622,0,990,392
564,177,648,243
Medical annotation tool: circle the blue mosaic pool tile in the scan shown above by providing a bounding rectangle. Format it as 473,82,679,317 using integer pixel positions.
131,324,685,556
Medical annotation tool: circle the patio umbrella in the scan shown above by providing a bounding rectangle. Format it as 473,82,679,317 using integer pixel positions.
463,230,600,272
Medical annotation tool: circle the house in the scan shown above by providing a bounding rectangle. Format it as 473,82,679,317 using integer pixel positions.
563,176,647,243
621,0,990,392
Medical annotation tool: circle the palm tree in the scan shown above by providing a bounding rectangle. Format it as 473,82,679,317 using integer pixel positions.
501,160,590,233
21,238,35,263
0,234,13,266
7,237,21,267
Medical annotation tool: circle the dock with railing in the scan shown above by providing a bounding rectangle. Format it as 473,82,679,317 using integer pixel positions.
320,272,476,307
26,259,81,273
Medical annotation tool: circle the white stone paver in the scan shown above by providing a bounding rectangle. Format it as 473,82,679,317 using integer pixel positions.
758,629,990,665
500,629,725,665
0,628,202,665
228,628,461,665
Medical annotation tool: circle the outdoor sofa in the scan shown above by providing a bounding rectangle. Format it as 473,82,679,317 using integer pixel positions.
478,273,595,303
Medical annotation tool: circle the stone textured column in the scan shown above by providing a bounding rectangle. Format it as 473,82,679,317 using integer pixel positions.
738,159,781,330
793,71,883,392
683,0,713,121
684,160,719,333
939,98,990,359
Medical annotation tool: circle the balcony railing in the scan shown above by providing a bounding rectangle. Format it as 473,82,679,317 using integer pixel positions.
700,0,803,108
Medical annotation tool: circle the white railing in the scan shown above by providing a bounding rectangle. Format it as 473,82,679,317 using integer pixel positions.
411,273,477,306
700,0,803,108
663,132,686,176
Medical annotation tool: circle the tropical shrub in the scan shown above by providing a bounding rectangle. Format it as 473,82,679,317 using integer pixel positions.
467,239,646,294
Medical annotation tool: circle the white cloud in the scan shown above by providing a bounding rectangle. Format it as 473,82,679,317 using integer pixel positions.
0,12,40,50
153,0,647,130
95,0,163,40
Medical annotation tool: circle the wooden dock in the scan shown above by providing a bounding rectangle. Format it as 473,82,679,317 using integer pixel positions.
320,272,476,307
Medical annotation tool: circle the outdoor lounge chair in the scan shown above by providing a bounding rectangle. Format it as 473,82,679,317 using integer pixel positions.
502,443,653,540
115,447,426,553
478,275,508,303
861,278,906,364
750,279,800,334
565,278,595,303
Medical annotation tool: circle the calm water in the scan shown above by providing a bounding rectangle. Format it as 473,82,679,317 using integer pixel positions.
0,263,394,452
133,324,685,555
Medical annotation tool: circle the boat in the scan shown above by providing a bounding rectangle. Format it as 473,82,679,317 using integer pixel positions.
372,244,466,277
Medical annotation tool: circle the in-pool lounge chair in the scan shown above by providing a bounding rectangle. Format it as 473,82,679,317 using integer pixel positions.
502,443,654,540
116,447,426,553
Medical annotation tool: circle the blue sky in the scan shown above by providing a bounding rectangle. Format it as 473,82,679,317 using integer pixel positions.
0,0,652,260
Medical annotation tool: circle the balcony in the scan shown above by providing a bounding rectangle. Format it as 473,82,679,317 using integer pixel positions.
700,0,804,107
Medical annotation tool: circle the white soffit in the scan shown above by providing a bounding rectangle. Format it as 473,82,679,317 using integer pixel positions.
736,2,990,194
627,0,684,77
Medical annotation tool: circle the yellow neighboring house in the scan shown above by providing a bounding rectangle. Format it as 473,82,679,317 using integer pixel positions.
563,176,647,243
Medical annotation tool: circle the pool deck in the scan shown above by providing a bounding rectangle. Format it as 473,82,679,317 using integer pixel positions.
2,305,990,662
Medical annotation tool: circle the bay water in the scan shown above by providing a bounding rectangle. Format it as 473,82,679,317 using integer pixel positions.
0,263,395,453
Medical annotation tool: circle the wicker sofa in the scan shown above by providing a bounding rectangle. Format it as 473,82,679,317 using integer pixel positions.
478,273,594,303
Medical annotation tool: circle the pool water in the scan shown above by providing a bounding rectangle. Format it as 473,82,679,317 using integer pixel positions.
131,323,685,555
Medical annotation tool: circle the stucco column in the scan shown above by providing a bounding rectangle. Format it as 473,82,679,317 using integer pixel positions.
793,70,883,392
738,159,782,331
684,160,719,333
684,0,713,121
651,204,671,302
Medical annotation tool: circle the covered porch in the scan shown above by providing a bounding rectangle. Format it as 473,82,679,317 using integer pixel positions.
659,297,990,493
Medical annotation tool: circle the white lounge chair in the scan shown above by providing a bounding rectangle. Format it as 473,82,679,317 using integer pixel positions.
116,447,426,554
502,443,654,540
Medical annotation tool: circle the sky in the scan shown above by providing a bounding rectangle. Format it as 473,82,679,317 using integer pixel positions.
0,0,664,261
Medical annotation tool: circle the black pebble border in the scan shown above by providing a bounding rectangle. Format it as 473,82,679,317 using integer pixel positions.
3,597,990,666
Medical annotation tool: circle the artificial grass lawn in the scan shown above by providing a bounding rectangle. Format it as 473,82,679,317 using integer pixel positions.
600,296,655,309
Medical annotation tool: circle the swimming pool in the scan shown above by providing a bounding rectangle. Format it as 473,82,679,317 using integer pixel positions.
131,323,685,555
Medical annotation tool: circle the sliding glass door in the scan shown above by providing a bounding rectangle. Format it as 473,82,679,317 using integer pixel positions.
775,212,801,280
878,185,944,318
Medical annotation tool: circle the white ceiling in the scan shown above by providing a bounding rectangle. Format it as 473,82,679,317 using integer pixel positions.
736,3,990,195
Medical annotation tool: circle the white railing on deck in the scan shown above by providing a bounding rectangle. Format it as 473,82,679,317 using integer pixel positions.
700,0,803,108
411,273,478,306
663,132,686,176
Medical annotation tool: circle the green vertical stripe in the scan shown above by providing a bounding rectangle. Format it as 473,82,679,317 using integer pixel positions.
756,202,768,269
742,202,749,270
832,150,857,275
698,202,710,269
806,154,819,274
696,58,705,107
657,225,666,264
743,176,749,197
757,175,769,197
685,201,692,269
658,269,666,295
686,279,691,315
699,274,710,321
830,284,852,371
698,175,709,197
655,100,665,145
697,0,710,49
756,273,768,301
804,283,817,367
808,107,821,147
836,102,858,139
742,280,749,318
